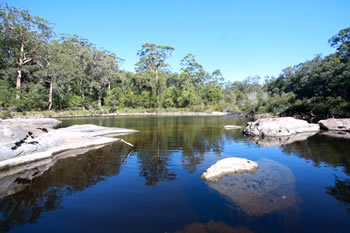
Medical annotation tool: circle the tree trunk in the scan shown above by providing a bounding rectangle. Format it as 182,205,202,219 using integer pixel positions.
98,95,102,109
107,80,111,90
80,79,85,110
48,78,53,110
16,37,24,100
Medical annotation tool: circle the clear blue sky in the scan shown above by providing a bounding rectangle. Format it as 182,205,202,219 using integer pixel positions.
7,0,350,81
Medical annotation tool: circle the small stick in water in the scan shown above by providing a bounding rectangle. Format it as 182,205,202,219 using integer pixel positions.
120,139,135,148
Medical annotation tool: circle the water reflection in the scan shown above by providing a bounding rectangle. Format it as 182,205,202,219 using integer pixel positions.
327,176,350,212
281,134,350,175
206,159,299,216
0,142,129,231
245,132,317,147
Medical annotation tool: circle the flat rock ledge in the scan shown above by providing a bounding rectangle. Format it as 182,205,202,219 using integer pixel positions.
319,118,350,131
0,119,137,170
224,125,242,130
201,157,258,182
243,117,319,137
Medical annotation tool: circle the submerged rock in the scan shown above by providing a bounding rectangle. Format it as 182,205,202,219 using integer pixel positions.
206,159,298,216
175,220,253,233
319,118,350,131
243,117,319,137
0,121,137,170
201,157,258,182
224,125,242,130
247,132,318,147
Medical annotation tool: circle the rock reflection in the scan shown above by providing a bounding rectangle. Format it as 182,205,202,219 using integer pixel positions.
206,159,298,216
174,220,253,233
0,142,129,231
246,132,317,147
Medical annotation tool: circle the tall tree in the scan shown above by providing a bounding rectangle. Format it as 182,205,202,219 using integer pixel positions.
180,53,206,86
329,27,350,60
0,3,54,99
135,43,174,80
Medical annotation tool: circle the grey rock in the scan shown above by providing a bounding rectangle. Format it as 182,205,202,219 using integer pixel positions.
224,125,242,130
243,117,319,137
201,157,258,182
0,121,137,170
318,118,350,131
206,159,298,216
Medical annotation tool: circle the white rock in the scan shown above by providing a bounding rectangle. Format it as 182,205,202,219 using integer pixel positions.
224,125,242,130
243,117,319,137
201,157,258,182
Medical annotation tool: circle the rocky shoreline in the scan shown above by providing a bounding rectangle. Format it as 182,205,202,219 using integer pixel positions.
0,118,137,170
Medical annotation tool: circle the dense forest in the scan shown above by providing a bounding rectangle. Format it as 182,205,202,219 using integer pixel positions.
0,3,349,116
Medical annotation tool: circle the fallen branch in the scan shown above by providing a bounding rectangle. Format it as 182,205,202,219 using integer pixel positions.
120,139,135,148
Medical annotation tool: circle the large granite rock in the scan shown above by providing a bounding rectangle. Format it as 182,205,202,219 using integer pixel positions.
201,157,258,182
0,118,61,145
206,159,298,216
0,121,137,170
243,117,319,137
319,118,350,131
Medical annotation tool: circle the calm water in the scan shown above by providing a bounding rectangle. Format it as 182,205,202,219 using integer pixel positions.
0,116,349,233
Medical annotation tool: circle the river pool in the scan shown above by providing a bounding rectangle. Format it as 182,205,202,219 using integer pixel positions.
0,116,349,233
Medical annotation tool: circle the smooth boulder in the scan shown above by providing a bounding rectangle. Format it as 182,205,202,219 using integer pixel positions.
201,157,258,182
206,159,298,216
319,118,350,131
243,117,319,137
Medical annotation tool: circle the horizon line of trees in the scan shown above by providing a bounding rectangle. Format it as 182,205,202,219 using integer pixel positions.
1,2,349,116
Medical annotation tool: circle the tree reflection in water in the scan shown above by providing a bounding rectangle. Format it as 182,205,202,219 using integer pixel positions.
281,134,350,175
327,176,350,212
0,142,130,232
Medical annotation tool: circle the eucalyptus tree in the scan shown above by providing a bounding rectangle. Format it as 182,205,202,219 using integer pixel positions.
180,53,206,86
329,27,350,60
0,3,54,99
89,48,119,108
135,43,174,80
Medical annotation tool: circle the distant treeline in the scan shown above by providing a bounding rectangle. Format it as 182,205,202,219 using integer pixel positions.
0,3,349,116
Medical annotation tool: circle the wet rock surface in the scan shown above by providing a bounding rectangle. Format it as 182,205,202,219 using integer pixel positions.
206,159,298,216
319,118,350,131
243,117,319,137
201,157,258,182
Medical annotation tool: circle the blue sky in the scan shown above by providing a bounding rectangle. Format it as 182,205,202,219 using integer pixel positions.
7,0,350,81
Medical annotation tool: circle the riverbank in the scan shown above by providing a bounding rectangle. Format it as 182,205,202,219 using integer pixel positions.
0,110,234,119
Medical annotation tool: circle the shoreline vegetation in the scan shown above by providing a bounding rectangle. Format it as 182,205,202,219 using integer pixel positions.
0,3,349,118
